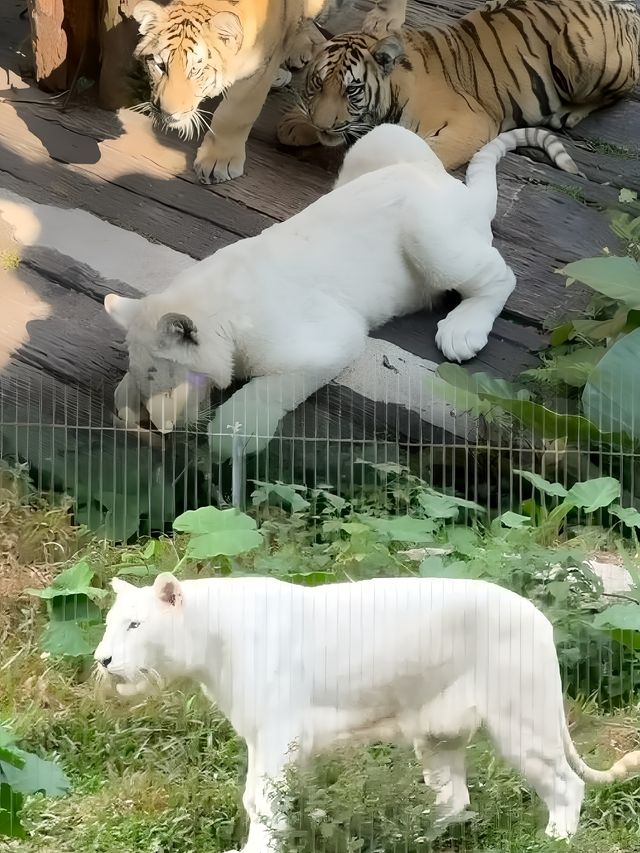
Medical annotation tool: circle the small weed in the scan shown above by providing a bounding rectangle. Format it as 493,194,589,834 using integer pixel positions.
0,249,21,270
582,139,638,160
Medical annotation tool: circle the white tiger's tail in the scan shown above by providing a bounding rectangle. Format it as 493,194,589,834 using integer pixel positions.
465,128,583,222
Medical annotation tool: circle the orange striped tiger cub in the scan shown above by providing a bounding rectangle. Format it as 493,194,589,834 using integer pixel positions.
277,0,640,169
130,0,408,184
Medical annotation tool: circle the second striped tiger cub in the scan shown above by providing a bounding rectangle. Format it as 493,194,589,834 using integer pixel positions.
277,0,640,169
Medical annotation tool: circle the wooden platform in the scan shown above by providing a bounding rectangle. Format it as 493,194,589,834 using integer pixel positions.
1,0,639,518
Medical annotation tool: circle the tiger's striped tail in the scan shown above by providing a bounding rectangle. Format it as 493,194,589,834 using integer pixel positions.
465,128,583,222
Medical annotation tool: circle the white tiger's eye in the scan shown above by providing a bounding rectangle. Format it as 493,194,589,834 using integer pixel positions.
152,55,166,74
128,621,141,630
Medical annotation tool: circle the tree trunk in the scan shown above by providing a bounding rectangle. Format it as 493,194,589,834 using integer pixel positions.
27,0,100,92
98,0,140,109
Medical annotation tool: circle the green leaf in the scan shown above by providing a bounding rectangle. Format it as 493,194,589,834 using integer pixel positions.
116,564,161,578
286,571,336,586
173,507,263,559
0,748,24,770
619,188,638,204
445,527,480,557
593,603,640,632
498,511,531,529
25,559,107,602
0,749,70,796
565,477,620,513
0,781,25,839
40,620,104,658
609,504,640,528
184,530,263,559
357,515,435,544
173,506,256,535
49,594,102,623
419,556,474,579
436,364,530,401
514,470,568,498
416,492,460,520
583,328,640,440
558,257,640,307
251,482,310,512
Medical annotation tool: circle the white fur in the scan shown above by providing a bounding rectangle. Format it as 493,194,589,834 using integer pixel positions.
96,573,615,851
105,125,515,458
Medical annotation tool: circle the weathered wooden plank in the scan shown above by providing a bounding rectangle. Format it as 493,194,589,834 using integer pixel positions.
0,99,277,238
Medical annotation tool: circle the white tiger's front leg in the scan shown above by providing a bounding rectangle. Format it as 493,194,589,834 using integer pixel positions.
435,261,516,362
363,0,408,36
208,369,334,462
224,737,299,853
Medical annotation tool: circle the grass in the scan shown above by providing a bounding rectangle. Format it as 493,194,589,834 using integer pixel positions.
0,249,20,270
2,469,640,852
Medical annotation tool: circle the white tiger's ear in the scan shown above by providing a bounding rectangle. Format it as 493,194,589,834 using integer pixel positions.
212,12,244,53
371,34,404,75
153,572,183,608
105,294,140,331
132,1,167,36
111,577,136,595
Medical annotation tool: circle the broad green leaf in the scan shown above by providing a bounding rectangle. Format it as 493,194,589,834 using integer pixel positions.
498,511,531,529
583,328,640,440
0,749,70,796
49,594,102,623
339,522,372,537
357,515,435,544
565,477,620,513
0,782,25,839
445,527,480,556
558,257,640,307
514,470,568,498
593,603,640,632
40,620,104,658
609,504,640,528
173,506,257,535
116,564,161,578
184,529,263,559
25,559,107,602
251,482,310,512
436,364,530,401
286,571,336,586
416,492,459,520
0,748,23,770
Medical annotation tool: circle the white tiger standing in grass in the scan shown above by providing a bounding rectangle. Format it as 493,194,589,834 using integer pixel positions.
95,573,640,853
104,125,581,459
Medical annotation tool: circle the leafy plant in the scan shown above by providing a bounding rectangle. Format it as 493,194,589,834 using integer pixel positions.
0,723,70,839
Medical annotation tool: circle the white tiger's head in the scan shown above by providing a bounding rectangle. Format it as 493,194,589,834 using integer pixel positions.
104,292,230,433
133,0,245,139
94,574,189,697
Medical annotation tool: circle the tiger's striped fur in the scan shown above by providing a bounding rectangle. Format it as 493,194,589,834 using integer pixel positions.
277,0,640,169
130,0,409,184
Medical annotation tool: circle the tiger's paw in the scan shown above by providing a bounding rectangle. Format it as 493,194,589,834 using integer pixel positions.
277,110,319,147
194,133,246,184
285,25,324,70
362,8,405,36
271,67,293,89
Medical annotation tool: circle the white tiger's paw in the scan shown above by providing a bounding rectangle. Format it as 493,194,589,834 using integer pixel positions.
194,133,246,184
435,309,493,362
271,67,293,89
362,8,405,36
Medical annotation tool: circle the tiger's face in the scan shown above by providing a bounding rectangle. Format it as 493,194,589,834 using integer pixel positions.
299,33,406,146
133,1,245,139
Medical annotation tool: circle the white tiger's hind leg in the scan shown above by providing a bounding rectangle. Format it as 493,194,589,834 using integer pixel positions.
414,738,473,826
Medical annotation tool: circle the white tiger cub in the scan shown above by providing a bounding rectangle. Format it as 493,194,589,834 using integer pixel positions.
95,573,640,853
104,125,580,459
